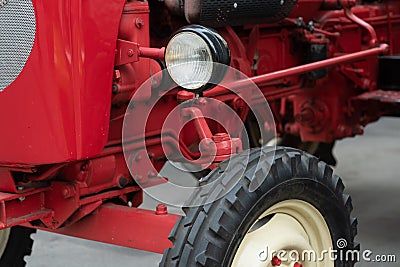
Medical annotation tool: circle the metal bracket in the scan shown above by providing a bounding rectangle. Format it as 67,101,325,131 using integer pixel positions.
115,39,140,66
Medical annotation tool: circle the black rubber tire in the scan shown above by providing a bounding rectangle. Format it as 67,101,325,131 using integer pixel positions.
280,134,337,166
160,147,358,267
0,226,36,267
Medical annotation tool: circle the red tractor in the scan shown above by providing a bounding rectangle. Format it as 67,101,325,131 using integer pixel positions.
0,0,399,266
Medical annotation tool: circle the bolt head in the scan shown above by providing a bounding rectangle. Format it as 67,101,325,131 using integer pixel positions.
156,204,168,215
118,176,129,188
81,163,89,171
62,188,71,198
134,154,142,161
135,18,144,29
271,256,281,266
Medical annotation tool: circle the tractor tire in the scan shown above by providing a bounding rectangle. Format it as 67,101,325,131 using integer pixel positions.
267,135,337,166
0,227,36,267
160,147,358,267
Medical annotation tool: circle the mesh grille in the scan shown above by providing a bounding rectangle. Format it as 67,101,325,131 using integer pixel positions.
199,0,297,27
0,0,36,91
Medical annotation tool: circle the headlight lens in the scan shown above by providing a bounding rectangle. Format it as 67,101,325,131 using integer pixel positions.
165,32,213,90
165,25,230,92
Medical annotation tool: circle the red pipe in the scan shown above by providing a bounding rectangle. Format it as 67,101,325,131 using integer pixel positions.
101,132,201,160
139,47,165,60
249,44,388,87
205,44,388,97
181,108,213,139
344,8,378,48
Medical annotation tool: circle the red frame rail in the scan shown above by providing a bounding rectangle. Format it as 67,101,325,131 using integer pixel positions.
28,203,179,254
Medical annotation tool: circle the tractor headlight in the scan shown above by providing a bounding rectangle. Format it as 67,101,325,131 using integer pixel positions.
165,25,230,93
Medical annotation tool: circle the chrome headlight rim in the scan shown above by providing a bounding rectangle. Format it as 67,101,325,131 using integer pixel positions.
165,25,231,93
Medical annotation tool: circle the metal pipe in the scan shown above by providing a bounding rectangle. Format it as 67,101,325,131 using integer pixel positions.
249,44,388,87
205,44,388,97
100,131,201,160
139,47,165,60
344,8,378,48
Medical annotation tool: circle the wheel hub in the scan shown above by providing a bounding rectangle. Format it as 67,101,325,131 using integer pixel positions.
232,200,334,267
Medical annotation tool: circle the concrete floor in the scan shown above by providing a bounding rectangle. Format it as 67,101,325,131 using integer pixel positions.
26,118,400,266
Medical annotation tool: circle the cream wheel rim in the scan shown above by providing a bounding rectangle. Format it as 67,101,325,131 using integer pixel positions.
232,200,334,267
0,228,10,257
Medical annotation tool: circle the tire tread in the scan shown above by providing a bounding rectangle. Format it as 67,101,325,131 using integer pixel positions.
160,147,357,267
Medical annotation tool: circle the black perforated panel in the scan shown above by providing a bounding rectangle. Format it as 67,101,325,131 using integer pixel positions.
199,0,297,27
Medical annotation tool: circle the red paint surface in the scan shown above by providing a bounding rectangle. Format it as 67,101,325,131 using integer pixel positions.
0,0,125,165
